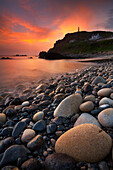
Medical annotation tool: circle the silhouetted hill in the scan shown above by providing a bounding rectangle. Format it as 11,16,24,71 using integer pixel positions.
48,31,113,55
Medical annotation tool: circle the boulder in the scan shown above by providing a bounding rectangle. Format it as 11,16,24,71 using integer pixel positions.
55,124,112,163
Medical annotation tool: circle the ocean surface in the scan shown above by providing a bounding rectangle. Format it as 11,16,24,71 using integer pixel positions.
0,55,94,92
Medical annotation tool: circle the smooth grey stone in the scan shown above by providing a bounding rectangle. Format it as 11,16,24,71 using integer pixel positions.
12,121,27,138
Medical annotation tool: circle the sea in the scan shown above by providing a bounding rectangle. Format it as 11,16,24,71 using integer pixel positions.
0,55,94,93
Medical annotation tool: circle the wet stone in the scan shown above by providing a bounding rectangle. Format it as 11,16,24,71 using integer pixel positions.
45,153,76,170
12,121,27,138
46,123,57,134
33,120,46,132
6,109,16,117
27,135,43,151
21,158,42,170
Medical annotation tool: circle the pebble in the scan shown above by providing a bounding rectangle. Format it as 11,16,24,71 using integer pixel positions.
6,108,16,117
22,101,30,107
0,113,6,125
33,111,44,121
27,135,43,151
36,84,48,91
98,108,113,127
98,161,109,170
92,76,106,85
47,123,57,134
14,105,22,111
110,93,113,99
84,95,96,102
33,120,46,131
12,121,27,138
74,113,101,128
21,129,36,143
80,101,94,112
54,94,82,117
0,145,30,168
99,97,113,106
21,158,41,170
55,124,112,163
45,153,76,170
0,137,14,154
97,88,113,97
1,166,19,170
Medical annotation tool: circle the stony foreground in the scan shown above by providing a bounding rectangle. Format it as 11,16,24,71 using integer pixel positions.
0,62,113,170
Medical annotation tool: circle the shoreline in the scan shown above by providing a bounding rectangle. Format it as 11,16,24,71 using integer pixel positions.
0,61,113,169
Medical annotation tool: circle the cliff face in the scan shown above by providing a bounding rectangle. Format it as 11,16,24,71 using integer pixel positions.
48,31,113,55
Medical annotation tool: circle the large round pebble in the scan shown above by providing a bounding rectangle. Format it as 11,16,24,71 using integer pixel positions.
80,101,94,112
97,88,113,97
98,108,113,127
55,124,112,163
54,94,82,117
99,97,113,106
74,113,101,128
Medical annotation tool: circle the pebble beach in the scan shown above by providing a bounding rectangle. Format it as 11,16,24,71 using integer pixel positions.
0,61,113,170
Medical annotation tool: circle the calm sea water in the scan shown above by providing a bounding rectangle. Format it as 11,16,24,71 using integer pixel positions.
0,56,94,92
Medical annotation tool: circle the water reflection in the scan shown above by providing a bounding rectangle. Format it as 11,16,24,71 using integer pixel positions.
0,57,93,90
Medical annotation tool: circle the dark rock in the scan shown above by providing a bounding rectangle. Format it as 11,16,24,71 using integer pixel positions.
0,145,30,168
47,123,57,134
52,117,63,125
0,137,14,153
0,127,13,137
57,125,64,131
33,120,46,132
9,98,22,105
98,161,109,170
38,100,50,107
4,96,14,106
83,84,92,93
91,109,100,115
12,121,27,138
5,120,15,127
6,108,16,117
39,51,66,60
1,166,19,170
45,153,76,170
27,135,43,151
21,158,41,170
39,51,47,59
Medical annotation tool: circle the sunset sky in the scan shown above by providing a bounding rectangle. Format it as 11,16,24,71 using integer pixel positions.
0,0,113,55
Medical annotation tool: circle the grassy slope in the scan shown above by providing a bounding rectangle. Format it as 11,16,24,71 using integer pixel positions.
59,39,113,54
49,31,113,55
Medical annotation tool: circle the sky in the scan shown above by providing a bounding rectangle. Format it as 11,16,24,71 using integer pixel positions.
0,0,113,55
